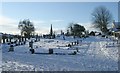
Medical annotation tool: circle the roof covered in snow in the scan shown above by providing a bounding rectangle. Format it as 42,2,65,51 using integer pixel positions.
113,22,120,29
110,22,120,32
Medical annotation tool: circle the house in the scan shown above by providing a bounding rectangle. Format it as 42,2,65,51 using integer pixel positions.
110,20,120,39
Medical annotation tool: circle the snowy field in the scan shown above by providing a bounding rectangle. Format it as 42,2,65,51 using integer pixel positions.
1,36,119,71
0,44,2,72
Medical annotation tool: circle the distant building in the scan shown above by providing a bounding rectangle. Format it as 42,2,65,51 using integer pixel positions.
110,20,120,39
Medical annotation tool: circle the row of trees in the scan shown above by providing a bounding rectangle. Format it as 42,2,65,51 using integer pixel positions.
18,6,114,38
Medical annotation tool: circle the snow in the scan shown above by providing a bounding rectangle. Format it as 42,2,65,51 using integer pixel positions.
1,36,119,71
0,44,2,72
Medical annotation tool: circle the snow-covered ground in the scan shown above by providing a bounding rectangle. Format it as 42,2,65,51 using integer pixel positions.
0,44,2,72
2,36,119,71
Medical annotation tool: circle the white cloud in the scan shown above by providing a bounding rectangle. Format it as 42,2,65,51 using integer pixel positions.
50,20,64,23
32,20,46,24
0,15,20,34
0,15,18,26
35,27,49,34
0,16,64,34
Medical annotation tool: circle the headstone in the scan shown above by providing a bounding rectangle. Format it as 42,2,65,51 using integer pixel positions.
30,49,35,54
35,40,37,42
76,48,79,52
71,42,73,46
15,43,18,46
6,38,9,42
9,38,11,42
74,41,77,45
77,40,79,45
3,38,5,43
29,40,33,49
9,45,14,52
7,42,10,45
23,41,26,45
72,51,77,55
68,44,71,47
49,49,53,54
21,42,23,45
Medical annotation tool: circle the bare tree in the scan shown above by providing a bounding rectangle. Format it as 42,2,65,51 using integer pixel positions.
92,6,112,34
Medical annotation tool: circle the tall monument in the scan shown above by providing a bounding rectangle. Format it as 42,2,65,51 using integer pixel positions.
50,24,53,36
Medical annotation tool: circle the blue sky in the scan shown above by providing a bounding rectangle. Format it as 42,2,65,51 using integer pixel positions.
0,2,118,34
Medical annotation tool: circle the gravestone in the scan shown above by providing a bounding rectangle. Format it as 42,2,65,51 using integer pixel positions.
49,49,53,54
30,49,35,54
77,40,79,45
73,51,77,55
29,40,33,49
71,42,73,46
23,41,26,45
9,45,14,52
2,38,5,43
6,38,9,42
68,43,71,47
76,48,79,52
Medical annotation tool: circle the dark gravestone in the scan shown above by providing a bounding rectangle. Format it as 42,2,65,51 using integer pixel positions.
15,43,18,46
76,48,79,52
6,39,9,42
29,41,33,49
77,40,79,45
23,41,26,45
35,40,37,42
9,38,11,42
21,42,23,45
74,41,77,45
71,42,73,46
68,44,71,47
30,49,35,54
9,45,14,52
102,35,105,37
14,40,17,44
3,38,5,43
7,42,10,45
49,49,53,54
72,51,77,55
